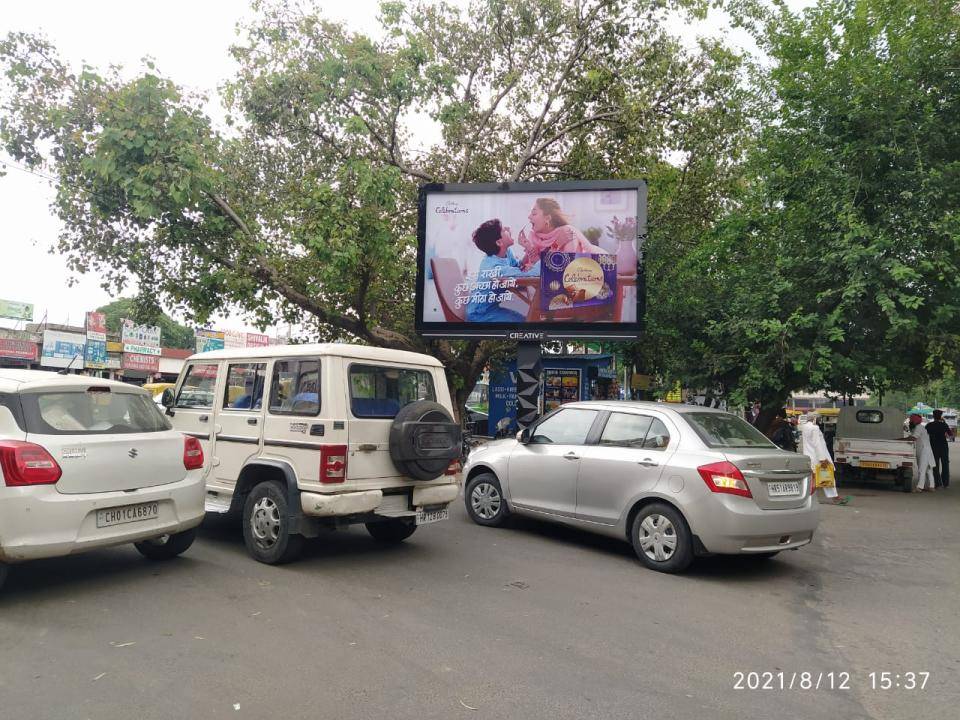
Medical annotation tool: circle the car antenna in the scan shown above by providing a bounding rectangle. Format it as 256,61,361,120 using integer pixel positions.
58,352,82,375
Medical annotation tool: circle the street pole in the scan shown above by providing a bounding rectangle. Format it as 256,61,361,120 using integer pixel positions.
515,341,542,428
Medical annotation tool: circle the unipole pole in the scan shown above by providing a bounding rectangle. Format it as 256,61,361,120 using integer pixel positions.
515,341,543,429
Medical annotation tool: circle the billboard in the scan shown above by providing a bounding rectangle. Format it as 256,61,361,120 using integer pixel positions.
40,330,86,369
121,319,161,348
85,311,107,342
0,338,38,361
84,340,108,369
122,352,160,373
416,181,646,340
195,329,225,353
0,298,34,321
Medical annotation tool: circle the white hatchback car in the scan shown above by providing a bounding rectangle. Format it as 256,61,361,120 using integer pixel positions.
0,370,206,591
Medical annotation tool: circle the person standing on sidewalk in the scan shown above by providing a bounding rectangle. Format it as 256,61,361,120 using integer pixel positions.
925,409,952,488
909,414,937,492
799,414,849,505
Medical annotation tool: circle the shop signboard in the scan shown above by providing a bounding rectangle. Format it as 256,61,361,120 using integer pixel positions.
416,180,646,340
223,329,246,349
0,338,38,361
40,330,86,369
122,352,160,373
0,298,34,321
121,319,161,348
122,342,162,356
85,311,108,342
195,329,225,353
84,339,108,369
543,368,581,412
246,332,270,347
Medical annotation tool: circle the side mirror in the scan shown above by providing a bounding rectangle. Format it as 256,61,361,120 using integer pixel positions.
516,427,531,444
161,388,175,409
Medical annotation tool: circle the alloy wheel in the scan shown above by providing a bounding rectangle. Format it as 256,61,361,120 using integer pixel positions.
251,497,281,549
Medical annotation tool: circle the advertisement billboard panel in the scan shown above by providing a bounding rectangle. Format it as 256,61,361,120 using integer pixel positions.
85,311,108,342
246,332,270,347
121,319,161,348
416,181,645,340
0,298,34,321
195,329,225,353
0,338,38,361
84,340,108,369
40,330,86,369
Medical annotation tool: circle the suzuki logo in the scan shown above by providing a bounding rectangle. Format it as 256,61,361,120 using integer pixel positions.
128,448,139,459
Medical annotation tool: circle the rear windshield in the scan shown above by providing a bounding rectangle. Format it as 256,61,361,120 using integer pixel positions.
20,390,172,435
349,364,436,418
685,412,776,448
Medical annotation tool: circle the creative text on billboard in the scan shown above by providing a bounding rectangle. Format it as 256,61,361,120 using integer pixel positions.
418,182,645,339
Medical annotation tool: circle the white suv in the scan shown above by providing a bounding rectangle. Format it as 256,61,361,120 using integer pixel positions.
162,344,462,564
0,371,206,591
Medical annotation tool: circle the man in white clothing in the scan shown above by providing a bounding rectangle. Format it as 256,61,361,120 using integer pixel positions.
909,414,937,492
799,414,848,504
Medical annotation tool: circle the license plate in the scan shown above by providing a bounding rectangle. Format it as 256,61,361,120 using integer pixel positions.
767,481,801,497
416,507,449,525
859,461,889,469
96,502,159,528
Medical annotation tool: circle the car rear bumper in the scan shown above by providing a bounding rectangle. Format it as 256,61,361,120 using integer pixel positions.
300,482,459,518
688,495,820,555
0,472,205,563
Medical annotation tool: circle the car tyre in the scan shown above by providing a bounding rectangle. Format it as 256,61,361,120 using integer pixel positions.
243,481,304,565
465,473,510,527
365,519,417,543
899,467,914,493
134,528,197,560
630,503,694,573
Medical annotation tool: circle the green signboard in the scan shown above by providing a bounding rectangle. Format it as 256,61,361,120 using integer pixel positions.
0,298,34,321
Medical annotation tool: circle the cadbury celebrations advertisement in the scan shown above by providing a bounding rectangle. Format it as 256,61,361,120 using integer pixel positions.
418,183,645,339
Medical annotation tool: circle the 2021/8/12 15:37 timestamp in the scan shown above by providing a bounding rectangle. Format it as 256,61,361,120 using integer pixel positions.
733,671,931,691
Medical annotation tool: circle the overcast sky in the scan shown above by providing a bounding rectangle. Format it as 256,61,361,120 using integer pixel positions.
0,0,780,335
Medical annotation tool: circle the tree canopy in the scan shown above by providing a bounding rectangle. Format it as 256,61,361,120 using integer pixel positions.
0,0,747,407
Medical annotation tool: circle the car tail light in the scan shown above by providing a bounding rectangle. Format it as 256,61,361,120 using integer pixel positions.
0,441,62,486
320,444,347,483
445,459,461,476
697,461,752,498
183,436,204,470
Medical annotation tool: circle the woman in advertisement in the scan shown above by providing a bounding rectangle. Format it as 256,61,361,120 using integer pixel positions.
518,198,603,270
465,219,540,323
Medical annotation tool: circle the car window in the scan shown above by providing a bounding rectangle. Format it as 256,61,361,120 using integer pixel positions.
599,412,653,448
222,363,267,410
684,412,775,448
349,364,436,419
642,418,671,450
269,359,321,416
175,363,219,409
22,390,171,435
530,408,598,445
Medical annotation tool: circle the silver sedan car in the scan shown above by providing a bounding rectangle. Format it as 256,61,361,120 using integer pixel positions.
462,401,819,573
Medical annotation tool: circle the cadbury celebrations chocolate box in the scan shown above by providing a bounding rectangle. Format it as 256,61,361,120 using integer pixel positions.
540,251,618,312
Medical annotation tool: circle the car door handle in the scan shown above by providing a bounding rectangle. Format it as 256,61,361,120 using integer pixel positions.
563,451,580,460
358,443,377,452
638,458,659,467
247,417,258,426
198,415,209,423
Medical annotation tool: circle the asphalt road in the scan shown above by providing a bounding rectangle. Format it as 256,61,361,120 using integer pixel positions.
2,445,958,720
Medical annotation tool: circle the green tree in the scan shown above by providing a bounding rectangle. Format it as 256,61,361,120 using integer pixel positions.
96,297,195,350
654,0,960,428
0,0,749,411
